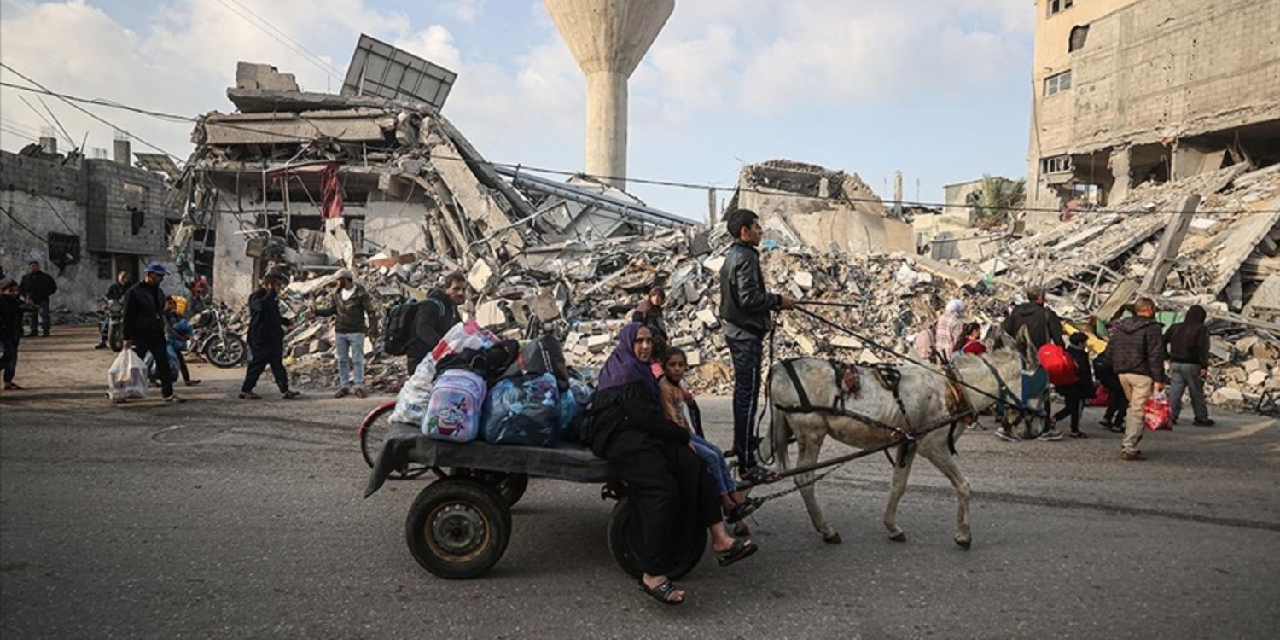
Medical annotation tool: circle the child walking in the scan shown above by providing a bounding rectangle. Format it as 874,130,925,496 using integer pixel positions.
658,348,759,524
1052,332,1093,438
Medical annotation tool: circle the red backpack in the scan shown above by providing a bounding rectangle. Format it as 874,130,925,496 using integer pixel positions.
1038,343,1078,386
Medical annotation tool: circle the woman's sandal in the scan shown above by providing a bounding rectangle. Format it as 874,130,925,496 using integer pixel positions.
716,538,758,567
725,497,763,524
1069,430,1089,438
639,579,684,605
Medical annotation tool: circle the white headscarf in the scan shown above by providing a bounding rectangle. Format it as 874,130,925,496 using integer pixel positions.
945,299,964,315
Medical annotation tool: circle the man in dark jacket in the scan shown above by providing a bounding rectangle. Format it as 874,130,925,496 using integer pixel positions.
718,209,794,481
97,270,132,349
1165,304,1213,427
1103,297,1167,460
240,273,300,400
997,286,1066,442
18,260,57,337
122,263,181,403
1,277,38,390
406,272,465,375
316,269,379,398
1001,287,1064,349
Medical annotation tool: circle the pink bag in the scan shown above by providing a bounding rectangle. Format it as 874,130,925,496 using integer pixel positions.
1143,393,1172,431
1088,384,1110,407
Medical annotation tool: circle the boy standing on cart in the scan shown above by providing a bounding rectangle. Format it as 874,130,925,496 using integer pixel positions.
718,208,794,483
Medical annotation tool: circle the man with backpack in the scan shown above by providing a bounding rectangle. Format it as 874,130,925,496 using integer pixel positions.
999,287,1066,442
404,272,466,375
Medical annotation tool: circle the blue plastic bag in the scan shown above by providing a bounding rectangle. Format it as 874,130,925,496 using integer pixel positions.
482,373,560,447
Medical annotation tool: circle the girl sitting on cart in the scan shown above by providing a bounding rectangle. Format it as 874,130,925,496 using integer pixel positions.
658,347,760,525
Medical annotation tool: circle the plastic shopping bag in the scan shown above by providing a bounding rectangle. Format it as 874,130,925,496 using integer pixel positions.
1143,392,1172,431
107,349,150,402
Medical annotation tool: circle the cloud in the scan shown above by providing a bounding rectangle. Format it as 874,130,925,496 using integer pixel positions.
437,0,485,24
395,24,463,71
639,0,1032,115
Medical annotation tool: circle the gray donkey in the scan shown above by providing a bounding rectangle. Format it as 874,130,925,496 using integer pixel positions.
765,338,1035,549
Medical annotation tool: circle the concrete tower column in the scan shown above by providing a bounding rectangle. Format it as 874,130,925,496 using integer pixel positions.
585,71,627,184
544,0,674,189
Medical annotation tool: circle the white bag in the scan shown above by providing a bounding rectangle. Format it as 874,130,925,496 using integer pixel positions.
107,349,150,402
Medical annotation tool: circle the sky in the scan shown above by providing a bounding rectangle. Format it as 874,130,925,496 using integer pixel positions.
0,0,1036,220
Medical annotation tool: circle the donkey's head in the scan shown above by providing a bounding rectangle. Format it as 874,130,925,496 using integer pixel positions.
982,331,1047,429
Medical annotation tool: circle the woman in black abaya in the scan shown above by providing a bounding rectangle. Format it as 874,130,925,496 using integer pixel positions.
588,323,757,605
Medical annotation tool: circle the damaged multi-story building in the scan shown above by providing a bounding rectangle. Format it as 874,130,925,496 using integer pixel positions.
1026,0,1280,226
0,136,179,313
176,36,693,305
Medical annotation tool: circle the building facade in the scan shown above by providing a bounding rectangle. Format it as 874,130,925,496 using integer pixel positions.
0,141,179,314
1027,0,1280,225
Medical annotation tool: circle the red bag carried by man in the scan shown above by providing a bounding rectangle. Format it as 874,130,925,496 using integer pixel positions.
1143,392,1173,431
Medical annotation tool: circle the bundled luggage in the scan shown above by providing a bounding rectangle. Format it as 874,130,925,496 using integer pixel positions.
391,326,595,449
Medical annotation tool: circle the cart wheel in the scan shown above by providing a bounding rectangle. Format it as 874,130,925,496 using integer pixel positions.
405,477,510,580
608,496,706,580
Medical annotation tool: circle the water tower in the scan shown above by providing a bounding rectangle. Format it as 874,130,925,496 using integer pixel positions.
543,0,674,189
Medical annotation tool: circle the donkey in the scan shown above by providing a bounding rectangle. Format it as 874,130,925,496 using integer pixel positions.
765,337,1036,549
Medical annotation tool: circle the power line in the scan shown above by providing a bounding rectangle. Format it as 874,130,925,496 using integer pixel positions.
3,77,1278,218
0,64,184,163
0,204,49,244
37,97,77,150
17,96,73,148
223,0,344,78
211,0,343,82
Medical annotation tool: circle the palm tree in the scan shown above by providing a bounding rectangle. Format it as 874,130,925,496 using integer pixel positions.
966,175,1026,228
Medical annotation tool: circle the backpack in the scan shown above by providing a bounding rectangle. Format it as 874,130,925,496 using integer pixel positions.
382,299,420,356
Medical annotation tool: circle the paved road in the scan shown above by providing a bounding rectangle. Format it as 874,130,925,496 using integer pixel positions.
2,327,1279,638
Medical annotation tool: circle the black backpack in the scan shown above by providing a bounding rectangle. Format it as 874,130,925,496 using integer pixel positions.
381,299,420,355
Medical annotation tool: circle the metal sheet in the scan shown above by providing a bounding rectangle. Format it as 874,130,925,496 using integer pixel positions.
341,34,457,110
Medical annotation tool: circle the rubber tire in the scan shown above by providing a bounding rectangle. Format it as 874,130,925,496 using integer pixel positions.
405,478,511,580
360,404,395,469
108,324,123,352
205,335,247,368
608,497,706,580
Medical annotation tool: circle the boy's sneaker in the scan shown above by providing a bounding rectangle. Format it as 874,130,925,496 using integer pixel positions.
1039,429,1064,441
1192,418,1216,427
994,428,1019,443
281,390,302,400
239,391,262,400
163,395,184,403
95,342,108,350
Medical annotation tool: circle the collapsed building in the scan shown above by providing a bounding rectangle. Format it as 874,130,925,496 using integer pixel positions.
174,36,692,306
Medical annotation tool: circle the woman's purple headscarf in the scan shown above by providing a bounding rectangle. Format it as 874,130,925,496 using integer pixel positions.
596,322,659,398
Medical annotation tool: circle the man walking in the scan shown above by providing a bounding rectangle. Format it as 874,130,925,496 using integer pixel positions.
405,272,465,375
1103,297,1167,460
121,263,182,403
97,270,131,349
934,299,965,362
1,277,37,390
999,286,1066,442
1165,304,1213,427
316,269,379,398
719,208,794,482
18,260,57,337
240,273,300,400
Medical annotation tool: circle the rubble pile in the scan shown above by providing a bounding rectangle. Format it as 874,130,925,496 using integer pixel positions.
984,162,1280,408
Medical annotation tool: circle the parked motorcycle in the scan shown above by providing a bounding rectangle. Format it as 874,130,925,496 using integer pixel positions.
105,299,125,352
189,306,247,368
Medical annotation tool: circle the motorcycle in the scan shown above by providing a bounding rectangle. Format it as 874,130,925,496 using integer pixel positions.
189,305,247,368
105,299,125,352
